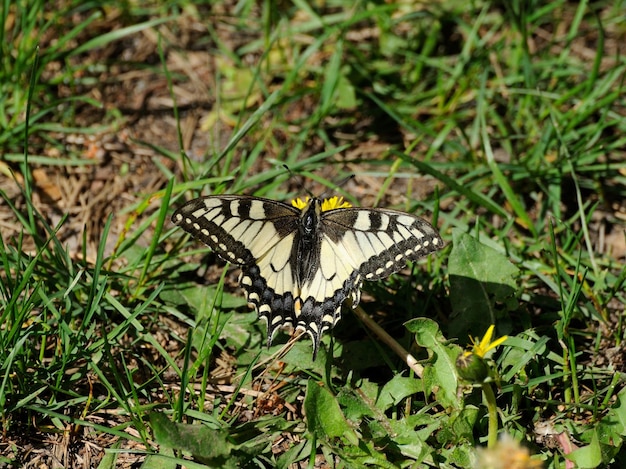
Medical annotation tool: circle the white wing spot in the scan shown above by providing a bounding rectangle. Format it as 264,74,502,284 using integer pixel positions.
210,235,219,244
397,215,416,226
248,292,260,302
201,229,210,236
378,214,390,231
322,314,334,324
353,211,373,230
192,223,200,230
248,201,269,220
230,200,240,217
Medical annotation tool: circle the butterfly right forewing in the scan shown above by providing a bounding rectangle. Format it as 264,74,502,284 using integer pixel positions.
322,207,443,283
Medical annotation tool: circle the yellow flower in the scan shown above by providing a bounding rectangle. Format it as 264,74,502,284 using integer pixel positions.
291,196,310,209
291,196,352,211
470,325,508,359
457,325,508,383
321,196,351,211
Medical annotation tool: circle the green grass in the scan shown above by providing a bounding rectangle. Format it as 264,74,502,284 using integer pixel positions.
2,0,626,467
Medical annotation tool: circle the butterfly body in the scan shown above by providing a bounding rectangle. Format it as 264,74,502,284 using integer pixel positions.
172,194,443,358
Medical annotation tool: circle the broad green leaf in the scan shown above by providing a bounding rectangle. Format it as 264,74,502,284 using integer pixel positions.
436,406,479,445
149,413,235,468
97,441,122,469
387,419,429,461
376,375,422,411
304,380,358,445
177,283,247,313
405,318,462,409
275,440,311,469
609,386,626,437
139,451,178,469
566,429,602,468
337,388,376,421
592,386,626,463
335,68,357,109
448,229,520,340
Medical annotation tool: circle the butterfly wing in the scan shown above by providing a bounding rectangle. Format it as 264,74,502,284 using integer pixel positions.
172,195,302,341
323,208,443,281
288,207,443,357
173,196,443,360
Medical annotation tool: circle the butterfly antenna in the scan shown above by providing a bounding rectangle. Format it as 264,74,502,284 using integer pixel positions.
319,174,355,199
282,164,314,198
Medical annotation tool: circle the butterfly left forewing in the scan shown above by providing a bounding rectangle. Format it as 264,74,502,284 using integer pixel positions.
172,195,303,341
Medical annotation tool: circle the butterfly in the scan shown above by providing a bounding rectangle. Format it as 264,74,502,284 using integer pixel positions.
172,193,443,359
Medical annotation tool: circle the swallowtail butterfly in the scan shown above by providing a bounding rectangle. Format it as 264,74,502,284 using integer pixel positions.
172,194,443,358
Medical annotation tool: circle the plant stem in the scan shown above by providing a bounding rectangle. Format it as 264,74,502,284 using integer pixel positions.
482,382,499,448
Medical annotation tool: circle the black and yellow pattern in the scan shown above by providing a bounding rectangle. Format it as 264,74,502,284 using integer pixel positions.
172,194,443,358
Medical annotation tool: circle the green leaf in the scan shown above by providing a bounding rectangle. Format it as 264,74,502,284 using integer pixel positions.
337,388,376,421
448,229,520,340
405,318,462,409
97,440,122,469
375,375,422,411
566,429,602,468
590,386,626,463
139,450,178,469
149,413,235,467
609,386,626,437
335,68,357,110
177,283,247,313
436,406,479,445
387,421,428,461
304,380,358,445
